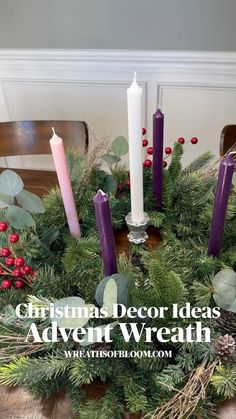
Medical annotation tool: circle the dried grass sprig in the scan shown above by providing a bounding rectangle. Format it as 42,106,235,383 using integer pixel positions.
144,360,218,419
198,142,236,179
0,321,44,362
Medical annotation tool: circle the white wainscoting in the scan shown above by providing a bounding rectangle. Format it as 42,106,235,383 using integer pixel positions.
0,49,236,169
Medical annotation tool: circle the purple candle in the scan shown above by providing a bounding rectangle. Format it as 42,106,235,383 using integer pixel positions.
152,109,164,209
208,154,235,257
93,190,117,276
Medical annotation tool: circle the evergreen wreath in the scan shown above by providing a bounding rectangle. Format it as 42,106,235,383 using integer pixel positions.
0,139,235,419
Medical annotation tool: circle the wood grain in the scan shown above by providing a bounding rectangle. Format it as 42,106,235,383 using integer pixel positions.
220,125,236,156
0,121,88,159
0,383,142,419
0,387,72,419
0,169,59,197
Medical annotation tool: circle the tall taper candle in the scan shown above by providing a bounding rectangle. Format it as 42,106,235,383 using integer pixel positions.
127,72,144,223
208,154,235,256
93,190,117,276
49,127,81,239
152,109,164,209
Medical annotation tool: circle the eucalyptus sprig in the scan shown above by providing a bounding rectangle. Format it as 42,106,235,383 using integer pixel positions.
101,136,129,195
0,170,45,229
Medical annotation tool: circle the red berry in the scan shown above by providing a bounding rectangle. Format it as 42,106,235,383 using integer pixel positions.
143,159,152,168
14,257,25,267
163,160,167,168
15,279,25,289
6,257,15,266
165,147,172,155
13,268,22,278
0,248,11,257
191,137,198,144
147,147,153,155
0,222,8,232
24,265,32,275
142,128,146,136
32,271,37,278
178,137,185,144
126,179,130,188
1,279,12,289
117,183,123,191
0,269,3,275
142,139,148,147
9,233,20,244
20,267,26,276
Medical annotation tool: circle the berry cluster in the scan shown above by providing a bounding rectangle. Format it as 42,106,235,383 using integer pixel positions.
0,222,34,290
142,130,200,169
142,128,153,168
162,137,199,168
117,130,200,191
117,172,130,193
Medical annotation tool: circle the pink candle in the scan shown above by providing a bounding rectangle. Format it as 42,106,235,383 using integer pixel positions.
49,127,81,239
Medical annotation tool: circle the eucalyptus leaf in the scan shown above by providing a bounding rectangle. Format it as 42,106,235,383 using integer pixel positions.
228,299,236,313
213,268,236,304
96,274,130,308
51,297,95,329
213,293,236,313
103,174,117,195
0,193,14,205
233,173,236,187
111,136,129,157
213,293,231,311
58,304,95,329
0,170,24,196
0,201,10,209
101,153,121,167
6,205,36,229
103,278,117,317
16,189,45,214
80,321,118,347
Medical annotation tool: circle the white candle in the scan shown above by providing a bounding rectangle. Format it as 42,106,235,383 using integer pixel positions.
127,72,144,223
49,127,81,239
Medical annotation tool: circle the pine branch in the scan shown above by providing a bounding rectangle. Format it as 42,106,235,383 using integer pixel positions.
211,364,236,399
192,279,214,307
0,351,72,386
168,142,183,180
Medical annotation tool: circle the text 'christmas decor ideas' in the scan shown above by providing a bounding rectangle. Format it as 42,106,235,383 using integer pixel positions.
0,73,235,418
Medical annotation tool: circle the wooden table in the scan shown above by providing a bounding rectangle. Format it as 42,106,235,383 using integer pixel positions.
0,169,58,198
0,168,160,419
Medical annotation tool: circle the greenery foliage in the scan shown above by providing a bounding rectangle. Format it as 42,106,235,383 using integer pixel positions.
0,141,235,418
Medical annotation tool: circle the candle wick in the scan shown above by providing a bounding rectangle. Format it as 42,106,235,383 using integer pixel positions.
52,127,56,135
98,189,106,196
134,71,137,82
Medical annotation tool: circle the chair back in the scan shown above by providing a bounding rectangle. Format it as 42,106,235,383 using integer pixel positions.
0,120,89,195
220,125,236,156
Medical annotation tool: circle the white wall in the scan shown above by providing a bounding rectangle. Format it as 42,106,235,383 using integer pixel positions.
1,0,236,51
0,49,236,169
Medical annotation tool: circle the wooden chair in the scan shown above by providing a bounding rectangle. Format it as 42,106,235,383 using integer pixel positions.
220,125,236,156
0,120,89,196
